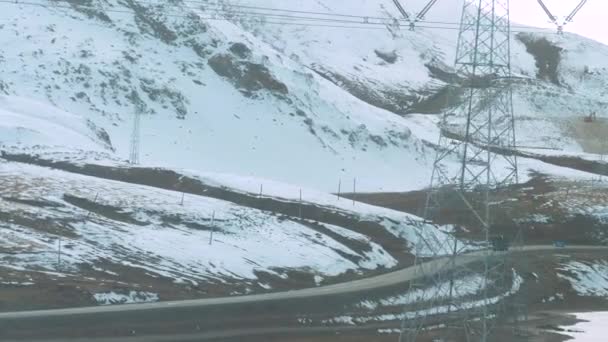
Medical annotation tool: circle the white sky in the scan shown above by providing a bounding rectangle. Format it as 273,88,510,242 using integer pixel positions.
510,0,606,44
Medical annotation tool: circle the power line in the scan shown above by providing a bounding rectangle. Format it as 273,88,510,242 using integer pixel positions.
178,0,396,20
536,0,589,35
0,0,554,34
118,0,554,30
17,0,421,23
392,0,441,31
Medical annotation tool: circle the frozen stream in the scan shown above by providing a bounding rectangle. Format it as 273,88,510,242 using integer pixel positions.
563,312,608,341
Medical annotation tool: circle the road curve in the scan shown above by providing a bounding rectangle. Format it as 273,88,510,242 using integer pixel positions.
2,326,388,342
0,245,605,320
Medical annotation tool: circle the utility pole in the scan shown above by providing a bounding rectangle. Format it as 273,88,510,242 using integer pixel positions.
299,189,303,219
401,1,524,341
86,193,99,219
209,211,215,245
57,237,61,269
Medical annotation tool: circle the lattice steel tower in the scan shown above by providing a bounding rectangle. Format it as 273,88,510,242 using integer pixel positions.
400,1,521,341
129,111,141,165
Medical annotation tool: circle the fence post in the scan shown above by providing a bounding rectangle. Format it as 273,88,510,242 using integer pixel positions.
57,237,61,269
86,192,99,219
299,189,303,219
209,211,216,245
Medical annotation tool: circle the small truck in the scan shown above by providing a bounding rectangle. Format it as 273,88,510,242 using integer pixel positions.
490,235,510,251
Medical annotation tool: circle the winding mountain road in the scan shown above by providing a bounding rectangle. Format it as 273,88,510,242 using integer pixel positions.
1,245,605,321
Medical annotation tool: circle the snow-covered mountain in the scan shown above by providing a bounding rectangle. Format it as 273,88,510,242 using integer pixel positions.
2,0,608,309
0,0,607,193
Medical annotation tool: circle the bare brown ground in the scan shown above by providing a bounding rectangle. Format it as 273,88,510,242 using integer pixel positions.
567,117,608,154
341,183,608,342
0,156,607,341
345,175,608,246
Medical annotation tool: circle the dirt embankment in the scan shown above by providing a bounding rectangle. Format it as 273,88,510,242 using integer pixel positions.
517,34,563,86
340,176,608,340
345,175,608,246
441,129,608,179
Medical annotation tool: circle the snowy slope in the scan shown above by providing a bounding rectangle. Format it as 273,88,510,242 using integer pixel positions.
0,0,434,192
0,95,111,152
233,0,461,113
1,0,608,305
558,260,608,297
0,0,606,194
0,161,405,286
232,0,608,179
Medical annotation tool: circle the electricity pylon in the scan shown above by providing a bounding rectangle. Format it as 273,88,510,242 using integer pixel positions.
400,1,522,341
129,111,141,165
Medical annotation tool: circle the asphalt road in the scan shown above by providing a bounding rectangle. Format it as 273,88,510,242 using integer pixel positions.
2,326,391,342
1,245,606,321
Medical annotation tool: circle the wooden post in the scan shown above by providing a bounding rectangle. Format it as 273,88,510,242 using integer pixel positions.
57,237,61,269
337,179,341,200
180,192,185,206
299,189,303,219
86,193,99,219
209,211,215,245
259,184,263,198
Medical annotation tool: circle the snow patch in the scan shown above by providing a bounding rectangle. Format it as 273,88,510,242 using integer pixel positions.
561,312,608,342
0,96,110,152
378,328,400,334
346,271,523,324
0,162,405,284
558,261,608,297
93,291,159,305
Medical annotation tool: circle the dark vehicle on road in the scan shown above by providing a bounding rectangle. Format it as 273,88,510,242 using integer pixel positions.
490,235,510,251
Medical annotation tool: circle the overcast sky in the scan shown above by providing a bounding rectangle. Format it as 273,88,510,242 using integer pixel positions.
510,0,606,44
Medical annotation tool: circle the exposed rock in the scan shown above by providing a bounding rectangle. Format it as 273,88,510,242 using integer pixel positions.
374,49,398,64
517,34,563,85
139,78,189,119
123,0,178,44
312,66,412,115
229,42,252,59
208,53,288,97
61,0,112,23
406,85,465,115
86,120,114,151
425,62,459,84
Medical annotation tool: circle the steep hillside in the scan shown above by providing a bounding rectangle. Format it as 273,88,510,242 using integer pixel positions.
237,0,608,158
0,0,435,192
0,159,460,309
0,0,606,193
1,0,608,314
0,95,111,151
